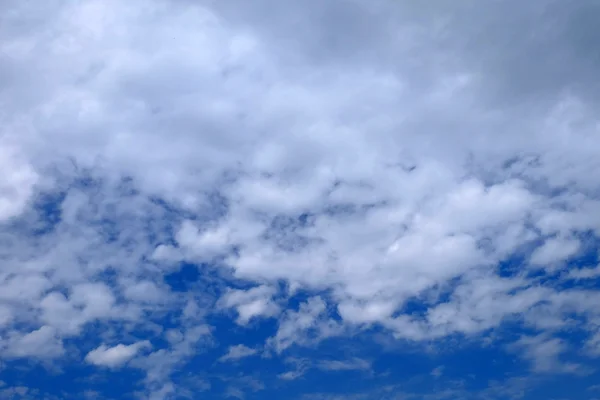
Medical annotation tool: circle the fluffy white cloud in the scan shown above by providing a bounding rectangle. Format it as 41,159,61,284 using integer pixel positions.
568,265,600,280
269,297,342,352
529,236,581,268
1,0,600,395
0,142,39,222
131,324,212,387
218,285,280,325
3,326,64,359
85,341,151,368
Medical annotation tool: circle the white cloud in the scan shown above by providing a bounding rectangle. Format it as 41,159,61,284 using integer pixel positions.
269,297,342,352
510,334,584,374
121,279,167,304
277,357,311,381
422,274,550,338
218,286,280,325
431,366,444,378
0,142,39,222
224,386,245,400
175,220,232,261
277,370,305,381
85,341,151,368
147,383,175,400
219,345,258,362
317,358,371,372
4,326,64,359
586,331,600,357
567,265,600,280
529,236,582,268
1,0,600,394
131,324,212,386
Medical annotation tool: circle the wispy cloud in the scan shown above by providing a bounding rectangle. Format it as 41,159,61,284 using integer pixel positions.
218,345,258,363
317,358,371,372
85,341,151,368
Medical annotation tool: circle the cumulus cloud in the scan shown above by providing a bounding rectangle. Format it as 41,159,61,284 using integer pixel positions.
0,142,39,222
529,236,582,269
1,0,600,396
85,341,151,368
218,285,281,325
269,297,342,352
3,326,64,359
133,324,212,388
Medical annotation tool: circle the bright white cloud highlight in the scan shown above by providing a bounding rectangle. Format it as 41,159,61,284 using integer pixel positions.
85,341,151,368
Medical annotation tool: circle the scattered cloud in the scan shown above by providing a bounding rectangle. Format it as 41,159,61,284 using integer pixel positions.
317,358,371,372
431,366,444,379
218,345,258,363
510,334,585,374
85,341,151,369
1,0,600,397
218,285,281,325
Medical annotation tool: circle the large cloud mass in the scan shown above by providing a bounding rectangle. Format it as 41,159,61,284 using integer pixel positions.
1,0,600,398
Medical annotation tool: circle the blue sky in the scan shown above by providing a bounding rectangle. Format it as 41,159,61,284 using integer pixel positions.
2,0,600,399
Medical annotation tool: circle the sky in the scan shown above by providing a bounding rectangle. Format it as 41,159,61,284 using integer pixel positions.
1,0,600,399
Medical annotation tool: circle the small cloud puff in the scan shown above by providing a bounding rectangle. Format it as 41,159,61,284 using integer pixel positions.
85,341,151,369
218,345,258,362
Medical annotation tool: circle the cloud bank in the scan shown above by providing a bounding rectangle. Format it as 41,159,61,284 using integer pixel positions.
1,0,600,398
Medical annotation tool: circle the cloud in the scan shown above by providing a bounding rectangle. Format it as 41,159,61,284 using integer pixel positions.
218,375,264,400
431,366,444,379
269,297,342,352
278,370,306,381
529,236,582,269
218,345,258,363
218,285,281,325
585,330,600,357
567,265,600,280
132,324,212,386
317,358,371,372
2,0,600,396
0,142,39,222
85,341,151,368
277,357,311,381
510,334,585,374
3,326,64,359
224,386,245,400
277,356,371,382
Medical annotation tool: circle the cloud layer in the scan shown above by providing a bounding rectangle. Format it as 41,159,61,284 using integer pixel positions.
1,0,600,398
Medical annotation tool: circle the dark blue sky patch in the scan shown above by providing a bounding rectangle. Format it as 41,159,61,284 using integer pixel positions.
164,263,201,293
0,359,146,400
31,190,67,235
